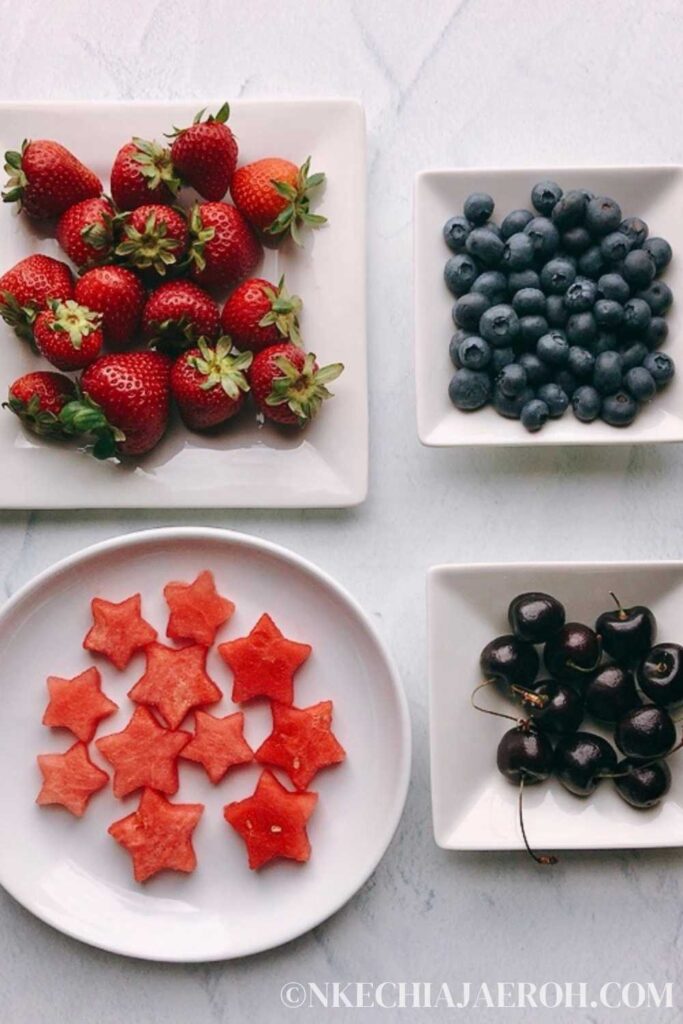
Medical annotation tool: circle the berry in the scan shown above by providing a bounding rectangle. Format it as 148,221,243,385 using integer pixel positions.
471,270,507,303
466,227,504,266
501,231,535,271
622,297,652,336
492,384,534,418
115,204,188,276
594,332,618,355
600,231,631,264
34,299,103,371
566,311,597,347
643,351,675,389
170,337,251,430
585,196,622,235
448,368,491,410
642,237,672,272
449,333,463,368
3,139,101,219
637,280,672,315
463,192,494,225
537,382,569,417
457,335,491,370
554,368,578,396
518,352,551,386
220,276,302,353
507,269,540,292
567,346,594,379
551,189,587,229
497,362,527,398
168,103,237,201
231,156,326,243
5,370,76,438
491,347,516,373
597,273,630,303
564,277,597,312
521,398,549,432
453,292,490,331
546,293,569,327
110,138,179,210
75,266,146,349
501,209,533,238
621,341,649,369
537,330,569,366
518,315,548,348
524,216,560,260
444,253,478,297
248,342,343,425
645,317,668,350
512,287,546,316
620,217,648,248
531,180,562,215
622,249,656,289
577,245,605,279
188,201,263,289
593,298,623,329
593,350,623,394
624,366,656,402
479,304,520,346
56,196,116,269
601,390,638,427
142,279,220,354
562,226,591,255
0,254,74,341
572,385,601,422
443,215,471,252
540,257,576,294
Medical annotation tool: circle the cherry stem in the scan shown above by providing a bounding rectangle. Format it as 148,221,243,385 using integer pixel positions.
470,680,521,723
610,591,626,619
511,685,548,709
518,776,557,866
602,738,683,779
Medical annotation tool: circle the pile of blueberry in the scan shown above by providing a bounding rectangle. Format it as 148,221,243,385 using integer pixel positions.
444,183,675,432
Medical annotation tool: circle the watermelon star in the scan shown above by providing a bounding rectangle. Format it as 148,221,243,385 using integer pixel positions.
83,593,157,670
42,666,118,743
96,706,190,798
224,769,318,870
255,700,346,790
37,741,109,817
218,613,312,704
181,710,254,784
109,788,204,883
128,642,223,730
164,569,235,646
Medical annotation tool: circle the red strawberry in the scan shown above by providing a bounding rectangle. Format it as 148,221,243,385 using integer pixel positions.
110,138,180,211
56,196,116,269
170,337,251,430
2,139,101,219
115,203,188,276
74,266,146,349
188,202,262,289
220,275,302,353
168,103,238,202
249,342,343,425
231,156,326,244
0,254,74,340
5,370,76,438
34,299,103,371
141,279,220,355
61,351,172,457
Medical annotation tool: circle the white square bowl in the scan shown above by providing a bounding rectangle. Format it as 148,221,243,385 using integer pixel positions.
428,561,683,851
0,100,367,508
415,166,683,447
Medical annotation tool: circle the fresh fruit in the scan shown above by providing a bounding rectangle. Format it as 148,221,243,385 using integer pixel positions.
36,741,108,816
74,266,146,349
170,337,251,431
595,593,656,664
584,664,641,723
614,758,672,809
33,299,103,371
220,276,302,352
168,103,238,201
496,725,553,784
56,196,116,269
518,679,584,735
42,666,118,742
508,592,566,643
188,201,262,288
231,156,326,243
543,622,601,684
554,732,617,796
615,705,677,761
444,254,478,297
110,138,179,210
448,368,491,411
467,227,504,267
96,706,190,798
5,371,76,438
180,710,253,783
218,612,312,704
141,279,220,354
108,788,203,883
164,568,235,645
0,254,74,341
3,140,101,219
479,634,539,690
83,593,157,670
443,215,471,253
115,204,188,276
128,641,222,730
463,192,494,225
255,700,346,790
637,643,683,706
248,342,343,426
520,398,549,432
531,181,562,216
224,769,318,869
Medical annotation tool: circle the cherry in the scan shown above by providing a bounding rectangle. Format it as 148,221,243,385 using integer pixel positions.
596,593,656,665
615,705,677,761
553,731,617,796
508,592,566,644
543,623,601,685
584,664,641,723
518,678,584,734
614,758,671,809
637,643,683,707
496,724,556,866
479,634,539,700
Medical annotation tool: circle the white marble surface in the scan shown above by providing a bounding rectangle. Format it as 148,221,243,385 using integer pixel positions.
1,0,683,1020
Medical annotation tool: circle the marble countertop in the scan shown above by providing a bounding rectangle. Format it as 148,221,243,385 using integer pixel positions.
2,0,683,1020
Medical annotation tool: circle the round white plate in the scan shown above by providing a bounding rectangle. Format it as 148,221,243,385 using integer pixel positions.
0,527,410,961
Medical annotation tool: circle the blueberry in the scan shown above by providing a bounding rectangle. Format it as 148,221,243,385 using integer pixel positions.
593,298,624,329
637,280,673,315
508,269,541,292
643,351,675,389
524,217,560,261
501,209,534,239
593,332,618,356
572,385,602,422
444,254,479,296
521,398,550,432
493,384,535,419
564,277,598,312
490,347,516,373
600,231,631,264
453,292,491,331
484,222,502,238
577,245,605,279
502,231,535,271
443,215,471,253
449,333,464,368
457,335,491,371
594,350,623,395
554,369,578,396
624,366,656,402
642,237,672,273
568,346,595,379
448,368,491,410
620,342,649,370
497,362,528,398
551,190,588,229
586,196,622,236
518,315,549,348
518,352,551,386
622,297,652,336
466,227,504,267
479,304,520,347
537,330,569,366
566,311,597,347
620,217,648,249
622,249,656,290
512,287,546,316
540,257,576,295
537,382,569,418
645,317,669,350
546,293,569,327
531,180,563,216
601,391,638,427
562,226,592,255
471,270,508,303
464,192,494,226
597,273,630,304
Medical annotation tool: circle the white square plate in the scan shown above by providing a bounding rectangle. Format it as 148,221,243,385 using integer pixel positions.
428,561,683,851
0,100,367,507
415,166,683,447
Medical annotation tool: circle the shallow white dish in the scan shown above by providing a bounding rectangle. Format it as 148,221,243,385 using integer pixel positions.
0,527,410,961
0,100,367,507
415,166,683,446
428,561,683,851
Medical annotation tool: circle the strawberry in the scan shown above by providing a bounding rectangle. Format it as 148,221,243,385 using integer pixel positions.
115,204,188,276
110,138,180,211
168,103,238,202
170,336,251,430
0,254,74,341
56,196,116,270
5,370,76,438
34,299,103,371
231,156,326,244
2,139,101,219
74,266,146,349
188,202,262,289
60,351,172,458
249,342,343,425
141,279,220,354
220,276,301,353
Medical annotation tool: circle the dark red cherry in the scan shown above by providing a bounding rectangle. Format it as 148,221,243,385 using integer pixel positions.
584,664,641,723
519,678,584,734
614,758,671,809
615,705,677,761
480,634,539,689
596,593,656,665
553,731,617,796
543,623,601,685
637,643,683,707
508,592,566,644
496,726,553,784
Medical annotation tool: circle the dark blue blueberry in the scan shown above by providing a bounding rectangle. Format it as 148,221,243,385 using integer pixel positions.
521,398,550,432
502,231,535,271
518,352,551,386
464,192,494,226
497,362,528,398
471,270,508,303
531,180,563,216
466,227,504,267
564,277,598,312
593,299,624,329
643,351,675,389
457,335,491,371
645,317,669,350
637,280,673,315
484,222,502,238
554,369,578,396
622,298,652,336
624,367,656,402
512,287,546,316
585,196,622,236
524,217,560,261
479,304,520,347
507,269,541,292
493,384,535,419
622,249,656,290
551,190,587,229
597,273,630,303
453,292,491,331
593,350,623,395
518,315,548,348
537,382,569,418
601,391,638,427
642,237,672,273
600,231,631,264
577,245,605,279
443,215,471,253
444,253,479,297
501,209,534,238
620,342,649,370
540,257,576,295
567,346,595,379
546,293,569,327
537,330,569,366
562,226,592,255
490,347,516,373
572,385,601,422
448,368,491,410
566,311,597,347
620,217,648,249
449,333,464,368
593,332,618,356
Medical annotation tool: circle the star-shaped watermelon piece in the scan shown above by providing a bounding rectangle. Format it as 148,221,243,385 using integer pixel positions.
108,788,204,883
181,710,254,784
255,700,346,790
96,706,190,798
42,666,118,743
224,769,318,870
83,593,157,670
218,613,312,705
36,741,109,817
164,569,235,646
128,642,223,730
